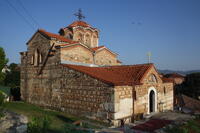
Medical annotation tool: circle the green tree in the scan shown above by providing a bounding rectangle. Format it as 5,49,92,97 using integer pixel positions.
8,63,18,71
180,72,200,99
4,63,20,87
0,47,8,84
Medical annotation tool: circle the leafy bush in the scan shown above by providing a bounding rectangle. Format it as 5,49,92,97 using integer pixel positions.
164,126,188,133
0,91,5,118
0,91,5,106
27,117,41,133
165,119,200,133
185,120,200,133
27,115,52,133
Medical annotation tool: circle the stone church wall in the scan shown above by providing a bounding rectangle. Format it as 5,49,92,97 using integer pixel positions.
134,83,173,115
21,56,115,121
95,49,118,66
60,45,94,64
133,66,174,115
113,86,133,125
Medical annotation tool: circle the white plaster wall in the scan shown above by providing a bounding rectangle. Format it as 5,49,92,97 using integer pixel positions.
114,98,133,119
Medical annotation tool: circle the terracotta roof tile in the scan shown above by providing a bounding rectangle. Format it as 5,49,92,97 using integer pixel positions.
92,46,105,51
61,63,153,86
164,73,185,79
68,21,91,28
38,29,77,43
162,77,174,83
117,60,122,63
92,45,117,55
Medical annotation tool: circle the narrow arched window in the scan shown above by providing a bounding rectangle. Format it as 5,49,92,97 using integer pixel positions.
34,49,39,66
85,33,91,46
31,55,34,65
164,87,166,95
93,35,97,47
76,33,83,43
67,33,73,39
39,54,42,64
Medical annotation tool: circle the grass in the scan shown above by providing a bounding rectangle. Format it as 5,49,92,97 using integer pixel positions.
3,102,79,132
0,85,10,95
164,116,200,133
3,101,105,133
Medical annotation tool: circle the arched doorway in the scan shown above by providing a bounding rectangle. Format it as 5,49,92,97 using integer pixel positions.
149,90,155,113
148,87,157,114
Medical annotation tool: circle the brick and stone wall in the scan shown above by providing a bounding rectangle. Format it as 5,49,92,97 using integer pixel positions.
21,37,115,120
133,67,174,115
60,45,119,66
21,31,174,126
113,86,133,125
94,49,118,66
61,45,94,64
21,64,115,120
63,27,99,48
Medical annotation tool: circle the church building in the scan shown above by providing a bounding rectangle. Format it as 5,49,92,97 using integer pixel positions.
20,13,174,125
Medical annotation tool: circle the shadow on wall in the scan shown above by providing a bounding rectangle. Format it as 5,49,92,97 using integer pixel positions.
10,87,21,101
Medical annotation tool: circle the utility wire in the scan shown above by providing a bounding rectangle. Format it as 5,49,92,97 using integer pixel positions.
4,0,36,30
17,0,40,28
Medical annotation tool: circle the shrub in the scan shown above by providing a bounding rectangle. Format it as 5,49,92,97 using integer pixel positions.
27,117,41,133
27,115,52,133
185,120,200,133
0,91,5,106
0,91,5,118
164,126,188,133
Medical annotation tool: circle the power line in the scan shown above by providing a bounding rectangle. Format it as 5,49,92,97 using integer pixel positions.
4,0,36,30
17,0,40,28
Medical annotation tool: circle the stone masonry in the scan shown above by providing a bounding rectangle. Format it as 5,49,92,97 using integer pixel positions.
20,20,174,126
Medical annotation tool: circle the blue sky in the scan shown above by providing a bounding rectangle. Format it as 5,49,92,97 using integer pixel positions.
0,0,200,70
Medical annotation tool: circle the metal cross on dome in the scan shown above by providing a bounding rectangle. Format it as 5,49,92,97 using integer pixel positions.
74,9,85,21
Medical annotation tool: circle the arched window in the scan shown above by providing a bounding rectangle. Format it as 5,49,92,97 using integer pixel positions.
31,55,34,65
31,49,42,66
76,33,83,43
163,87,166,95
148,74,157,83
67,33,73,39
85,33,91,46
34,50,38,66
39,53,42,64
93,35,97,46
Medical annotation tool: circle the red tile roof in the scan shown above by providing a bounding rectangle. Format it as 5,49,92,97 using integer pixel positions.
117,60,122,63
68,21,92,28
61,63,154,86
164,73,185,79
162,77,174,83
92,46,105,51
92,46,117,55
38,29,77,43
35,29,116,56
